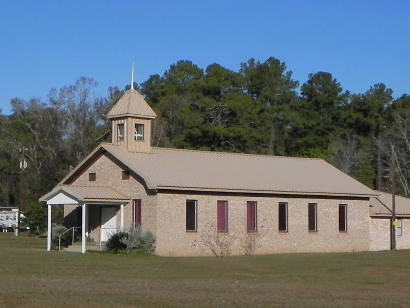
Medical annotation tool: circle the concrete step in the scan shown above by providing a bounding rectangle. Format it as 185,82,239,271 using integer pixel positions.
70,241,96,246
63,242,102,252
64,245,82,253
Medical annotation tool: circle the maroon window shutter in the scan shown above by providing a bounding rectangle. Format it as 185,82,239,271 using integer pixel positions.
247,201,256,232
217,201,227,232
133,199,141,228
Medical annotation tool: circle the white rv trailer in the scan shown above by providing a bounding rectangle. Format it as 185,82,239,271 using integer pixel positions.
0,207,19,231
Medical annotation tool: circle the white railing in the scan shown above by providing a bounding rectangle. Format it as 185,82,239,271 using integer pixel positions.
58,227,81,251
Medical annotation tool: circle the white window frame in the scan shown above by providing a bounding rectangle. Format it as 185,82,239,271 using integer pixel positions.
134,123,144,141
186,200,197,232
117,123,125,142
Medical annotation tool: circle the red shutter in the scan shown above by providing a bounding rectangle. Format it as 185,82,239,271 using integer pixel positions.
133,199,141,228
217,201,227,232
247,201,256,232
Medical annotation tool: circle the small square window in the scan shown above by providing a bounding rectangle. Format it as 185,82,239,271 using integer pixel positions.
117,123,125,142
135,123,144,141
122,170,130,180
89,172,96,181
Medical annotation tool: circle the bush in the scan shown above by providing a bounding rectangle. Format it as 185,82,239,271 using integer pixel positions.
105,231,127,252
120,227,156,255
105,228,156,254
51,223,71,248
23,202,46,234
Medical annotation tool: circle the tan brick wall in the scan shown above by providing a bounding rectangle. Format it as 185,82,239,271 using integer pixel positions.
369,218,390,251
369,217,410,251
66,153,157,243
398,219,410,249
155,193,370,256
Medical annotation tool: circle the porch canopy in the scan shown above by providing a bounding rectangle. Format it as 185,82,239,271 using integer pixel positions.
40,185,128,253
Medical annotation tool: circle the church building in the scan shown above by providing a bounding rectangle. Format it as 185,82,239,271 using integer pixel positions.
40,83,410,255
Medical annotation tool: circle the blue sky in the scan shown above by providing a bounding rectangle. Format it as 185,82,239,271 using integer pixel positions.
0,1,409,114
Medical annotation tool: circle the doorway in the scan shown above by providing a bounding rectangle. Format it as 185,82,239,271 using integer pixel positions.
100,207,117,243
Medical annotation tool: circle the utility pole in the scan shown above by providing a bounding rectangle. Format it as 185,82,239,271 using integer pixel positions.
17,146,28,237
390,144,396,250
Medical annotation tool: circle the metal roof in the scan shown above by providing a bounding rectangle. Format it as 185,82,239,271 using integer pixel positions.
107,89,156,119
370,191,410,216
99,143,376,197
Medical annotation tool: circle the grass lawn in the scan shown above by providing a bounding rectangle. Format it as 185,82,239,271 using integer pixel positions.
1,234,410,307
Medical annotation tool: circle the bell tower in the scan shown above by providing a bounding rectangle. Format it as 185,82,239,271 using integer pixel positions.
107,68,156,153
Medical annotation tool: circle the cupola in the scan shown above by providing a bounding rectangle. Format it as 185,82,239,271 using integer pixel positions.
107,70,156,153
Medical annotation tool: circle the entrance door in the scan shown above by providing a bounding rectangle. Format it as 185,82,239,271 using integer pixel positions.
100,207,117,242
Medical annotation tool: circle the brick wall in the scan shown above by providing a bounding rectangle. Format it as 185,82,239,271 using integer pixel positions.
66,153,157,244
155,193,370,256
369,217,410,251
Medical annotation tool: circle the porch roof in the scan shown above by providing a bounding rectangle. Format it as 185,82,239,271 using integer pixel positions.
39,185,128,204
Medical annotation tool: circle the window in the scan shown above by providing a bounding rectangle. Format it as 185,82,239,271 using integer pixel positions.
117,123,125,142
396,219,403,236
308,203,317,231
217,201,228,232
122,170,130,180
89,172,96,181
186,200,197,231
135,123,144,141
247,201,257,232
132,199,141,228
339,204,347,232
279,202,288,232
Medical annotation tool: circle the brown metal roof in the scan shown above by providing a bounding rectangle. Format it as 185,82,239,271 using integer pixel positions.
370,191,410,216
107,89,156,119
100,143,376,197
40,185,128,202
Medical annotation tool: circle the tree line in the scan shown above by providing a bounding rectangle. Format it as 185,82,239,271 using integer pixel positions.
1,57,409,229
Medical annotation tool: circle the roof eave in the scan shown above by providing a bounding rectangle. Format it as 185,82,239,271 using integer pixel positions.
107,113,156,119
370,213,410,218
39,188,81,203
83,198,129,203
156,185,376,197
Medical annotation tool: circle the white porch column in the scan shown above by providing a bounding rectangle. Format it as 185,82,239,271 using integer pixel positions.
120,203,124,230
47,204,51,251
81,203,87,254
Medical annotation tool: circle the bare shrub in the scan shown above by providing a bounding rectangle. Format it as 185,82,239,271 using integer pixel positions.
241,218,269,256
192,223,234,257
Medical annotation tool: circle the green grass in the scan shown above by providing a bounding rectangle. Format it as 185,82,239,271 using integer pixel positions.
1,233,410,307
